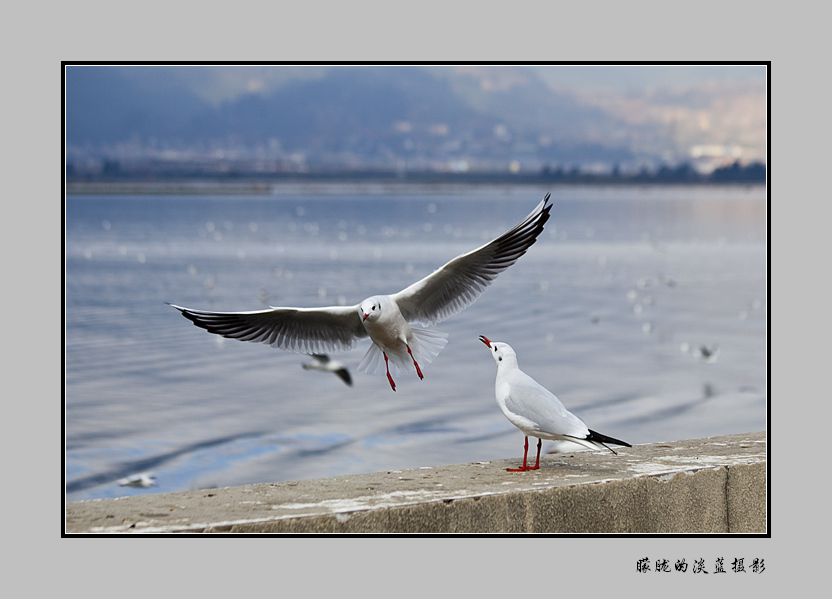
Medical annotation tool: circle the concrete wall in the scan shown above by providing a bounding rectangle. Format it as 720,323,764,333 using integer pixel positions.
65,431,767,534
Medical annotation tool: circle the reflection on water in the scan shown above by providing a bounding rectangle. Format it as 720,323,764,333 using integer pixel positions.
65,184,767,500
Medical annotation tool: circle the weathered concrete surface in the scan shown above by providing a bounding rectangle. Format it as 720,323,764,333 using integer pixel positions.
65,432,767,534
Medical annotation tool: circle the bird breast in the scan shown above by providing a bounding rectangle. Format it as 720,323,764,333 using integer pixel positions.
362,301,411,351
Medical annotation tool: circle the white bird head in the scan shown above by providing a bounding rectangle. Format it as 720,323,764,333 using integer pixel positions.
479,335,517,365
360,297,382,322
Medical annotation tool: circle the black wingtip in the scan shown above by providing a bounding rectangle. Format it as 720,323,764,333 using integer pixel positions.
538,193,553,224
336,368,353,386
587,429,632,453
541,192,552,214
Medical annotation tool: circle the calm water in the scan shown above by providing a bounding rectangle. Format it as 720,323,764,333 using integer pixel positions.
65,184,767,501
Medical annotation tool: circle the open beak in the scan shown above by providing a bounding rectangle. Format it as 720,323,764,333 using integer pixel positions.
479,335,491,348
363,313,369,321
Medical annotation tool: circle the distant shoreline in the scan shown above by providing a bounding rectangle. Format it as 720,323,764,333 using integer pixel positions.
65,172,766,196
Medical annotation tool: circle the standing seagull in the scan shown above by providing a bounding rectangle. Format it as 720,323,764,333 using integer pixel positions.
169,195,552,391
479,336,631,471
302,354,353,386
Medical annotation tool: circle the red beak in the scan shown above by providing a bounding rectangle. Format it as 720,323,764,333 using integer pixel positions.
479,335,491,347
363,313,369,321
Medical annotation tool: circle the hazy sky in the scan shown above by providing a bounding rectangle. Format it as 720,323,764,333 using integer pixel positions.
530,64,767,92
110,64,767,105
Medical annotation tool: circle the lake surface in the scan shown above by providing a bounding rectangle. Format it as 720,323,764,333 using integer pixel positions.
65,184,767,501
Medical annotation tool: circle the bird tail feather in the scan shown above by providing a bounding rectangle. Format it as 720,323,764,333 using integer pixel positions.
357,343,388,376
357,328,448,376
585,429,632,454
409,327,449,366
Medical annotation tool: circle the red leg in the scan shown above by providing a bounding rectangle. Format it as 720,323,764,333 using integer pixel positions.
531,438,542,470
508,436,530,471
406,345,424,379
383,353,396,391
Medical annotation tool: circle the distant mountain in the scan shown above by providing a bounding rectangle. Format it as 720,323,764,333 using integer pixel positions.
192,66,495,155
64,65,766,173
65,66,211,146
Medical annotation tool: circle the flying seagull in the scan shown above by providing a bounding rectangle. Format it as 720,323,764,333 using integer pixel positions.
117,472,158,488
479,335,631,471
696,344,720,364
302,354,353,386
169,194,551,391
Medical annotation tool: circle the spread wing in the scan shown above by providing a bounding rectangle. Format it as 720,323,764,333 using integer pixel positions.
392,194,551,326
168,303,367,354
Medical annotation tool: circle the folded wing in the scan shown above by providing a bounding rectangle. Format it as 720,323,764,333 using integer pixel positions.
504,372,591,439
392,194,551,326
168,303,367,354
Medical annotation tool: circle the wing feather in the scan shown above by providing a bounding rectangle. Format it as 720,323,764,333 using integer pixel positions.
168,303,366,354
392,194,551,326
504,372,590,439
